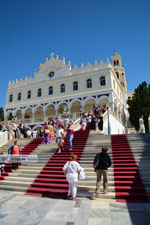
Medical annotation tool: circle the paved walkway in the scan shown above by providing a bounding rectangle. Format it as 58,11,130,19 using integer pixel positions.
0,190,150,225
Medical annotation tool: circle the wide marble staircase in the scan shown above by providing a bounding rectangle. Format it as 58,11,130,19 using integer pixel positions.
0,131,150,202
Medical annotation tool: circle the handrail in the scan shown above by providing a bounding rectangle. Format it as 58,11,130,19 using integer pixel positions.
0,131,8,147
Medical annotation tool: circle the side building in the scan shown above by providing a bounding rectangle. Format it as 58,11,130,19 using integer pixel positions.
5,52,129,134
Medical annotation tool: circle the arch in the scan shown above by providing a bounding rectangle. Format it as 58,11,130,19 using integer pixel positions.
32,124,43,131
45,103,55,111
24,125,31,131
24,106,33,114
57,102,68,115
24,108,33,123
5,110,13,120
45,104,56,120
84,97,96,113
14,108,23,120
34,105,44,122
99,96,109,107
34,104,44,111
70,100,82,113
5,110,13,117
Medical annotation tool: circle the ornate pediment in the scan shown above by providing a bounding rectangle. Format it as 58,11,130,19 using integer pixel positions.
36,53,66,74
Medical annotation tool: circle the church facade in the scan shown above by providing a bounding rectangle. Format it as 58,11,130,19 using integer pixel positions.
5,52,128,132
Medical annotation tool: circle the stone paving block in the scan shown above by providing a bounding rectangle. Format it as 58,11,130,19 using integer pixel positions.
74,211,89,225
49,199,75,213
43,211,70,222
39,220,67,225
88,218,111,225
0,190,15,204
67,208,80,223
80,199,91,211
91,200,109,209
89,209,110,219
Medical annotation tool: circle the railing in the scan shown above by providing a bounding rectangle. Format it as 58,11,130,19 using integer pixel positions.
103,108,125,135
0,131,8,147
72,118,81,131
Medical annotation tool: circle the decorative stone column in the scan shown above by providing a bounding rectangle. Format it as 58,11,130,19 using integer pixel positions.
43,106,46,122
32,108,35,123
55,104,59,117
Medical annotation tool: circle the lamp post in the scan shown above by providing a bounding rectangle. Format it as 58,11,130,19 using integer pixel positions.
106,103,111,135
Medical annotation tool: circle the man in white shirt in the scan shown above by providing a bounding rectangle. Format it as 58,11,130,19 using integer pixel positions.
139,115,145,133
11,121,17,138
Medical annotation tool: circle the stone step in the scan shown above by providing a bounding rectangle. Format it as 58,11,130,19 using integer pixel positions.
0,184,27,192
8,173,38,178
19,166,44,170
11,169,41,174
77,191,116,199
4,176,35,182
0,180,31,187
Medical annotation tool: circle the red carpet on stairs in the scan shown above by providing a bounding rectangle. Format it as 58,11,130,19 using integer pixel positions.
25,129,89,198
0,138,43,181
111,134,149,203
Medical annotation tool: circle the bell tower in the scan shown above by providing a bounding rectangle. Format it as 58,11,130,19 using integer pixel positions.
111,52,127,92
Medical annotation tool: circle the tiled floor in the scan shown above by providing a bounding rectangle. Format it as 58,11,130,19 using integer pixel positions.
0,190,150,225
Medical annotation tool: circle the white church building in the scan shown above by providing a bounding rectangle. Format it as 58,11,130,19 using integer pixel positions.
5,52,129,134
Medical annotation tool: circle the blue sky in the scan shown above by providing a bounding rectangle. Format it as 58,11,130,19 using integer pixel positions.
0,0,150,108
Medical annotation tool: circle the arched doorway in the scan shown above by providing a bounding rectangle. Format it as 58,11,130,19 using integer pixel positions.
15,109,23,121
24,108,33,123
34,106,44,122
84,98,96,113
57,102,68,118
99,96,109,107
46,104,56,120
70,100,82,118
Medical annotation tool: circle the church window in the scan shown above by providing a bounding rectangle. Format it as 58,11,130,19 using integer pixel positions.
18,92,21,101
73,81,78,91
37,88,42,97
87,79,92,88
100,76,106,86
27,90,31,99
9,94,13,102
49,86,53,95
116,72,119,79
60,84,65,93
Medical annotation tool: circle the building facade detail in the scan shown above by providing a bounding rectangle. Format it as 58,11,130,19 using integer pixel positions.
5,52,128,132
